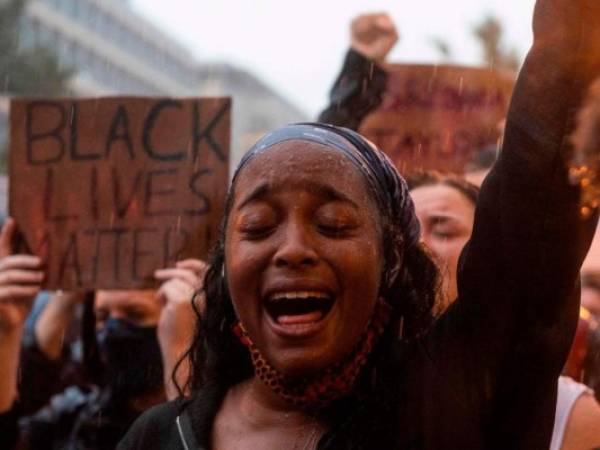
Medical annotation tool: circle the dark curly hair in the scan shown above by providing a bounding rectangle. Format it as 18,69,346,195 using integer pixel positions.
176,126,441,449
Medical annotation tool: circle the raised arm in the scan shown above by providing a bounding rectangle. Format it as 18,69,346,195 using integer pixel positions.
463,0,600,356
444,0,600,445
318,13,396,130
17,291,85,414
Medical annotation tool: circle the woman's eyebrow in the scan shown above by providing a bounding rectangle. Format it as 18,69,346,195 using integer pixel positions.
430,215,452,223
237,182,270,210
429,214,467,225
236,180,360,210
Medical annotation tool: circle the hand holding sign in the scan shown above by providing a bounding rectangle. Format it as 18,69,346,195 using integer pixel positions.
155,258,207,339
155,258,207,398
0,218,43,335
351,13,399,64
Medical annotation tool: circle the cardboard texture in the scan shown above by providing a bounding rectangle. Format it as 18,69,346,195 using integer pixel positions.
359,64,515,173
10,97,230,290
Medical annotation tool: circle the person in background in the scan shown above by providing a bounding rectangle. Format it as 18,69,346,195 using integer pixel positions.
551,376,600,450
405,174,600,450
318,13,396,130
0,217,205,449
582,272,600,320
409,174,600,450
406,172,478,313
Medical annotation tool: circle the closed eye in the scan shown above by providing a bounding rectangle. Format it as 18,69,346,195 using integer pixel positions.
429,217,462,239
316,216,360,237
432,230,455,239
236,204,278,240
317,223,357,237
240,224,276,239
315,204,361,238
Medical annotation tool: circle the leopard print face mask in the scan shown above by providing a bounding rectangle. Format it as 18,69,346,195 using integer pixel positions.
232,299,392,410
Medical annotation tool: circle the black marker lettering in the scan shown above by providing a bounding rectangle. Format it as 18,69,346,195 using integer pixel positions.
105,105,135,159
142,100,185,161
70,103,101,160
26,101,66,165
192,100,229,162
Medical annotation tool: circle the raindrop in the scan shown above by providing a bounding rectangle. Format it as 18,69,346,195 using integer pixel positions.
398,316,404,339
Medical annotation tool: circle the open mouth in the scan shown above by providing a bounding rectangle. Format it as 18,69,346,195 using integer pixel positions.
264,291,335,326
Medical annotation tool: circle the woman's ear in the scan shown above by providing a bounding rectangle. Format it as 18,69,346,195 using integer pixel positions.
382,233,404,294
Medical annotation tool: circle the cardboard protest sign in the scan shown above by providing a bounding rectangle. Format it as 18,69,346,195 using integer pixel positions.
359,64,515,173
10,97,230,290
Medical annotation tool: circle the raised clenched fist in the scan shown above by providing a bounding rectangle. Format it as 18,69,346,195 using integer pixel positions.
350,13,399,64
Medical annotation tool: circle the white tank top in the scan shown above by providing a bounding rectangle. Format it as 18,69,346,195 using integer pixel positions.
550,376,592,450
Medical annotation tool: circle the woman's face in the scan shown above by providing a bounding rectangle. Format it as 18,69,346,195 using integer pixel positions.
225,141,384,378
410,184,475,305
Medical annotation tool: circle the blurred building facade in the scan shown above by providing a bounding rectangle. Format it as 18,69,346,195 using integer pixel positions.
3,0,306,184
20,0,200,95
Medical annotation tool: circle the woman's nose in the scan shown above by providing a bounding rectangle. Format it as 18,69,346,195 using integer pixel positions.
273,221,318,268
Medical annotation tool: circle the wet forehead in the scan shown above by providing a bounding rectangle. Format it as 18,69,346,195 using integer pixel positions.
241,140,356,175
234,140,375,205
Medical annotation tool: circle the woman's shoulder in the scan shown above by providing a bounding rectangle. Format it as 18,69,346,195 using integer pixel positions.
117,398,193,450
136,398,183,425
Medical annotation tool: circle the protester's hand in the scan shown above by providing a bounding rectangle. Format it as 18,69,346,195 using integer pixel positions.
154,259,207,398
350,13,398,64
0,218,43,411
154,259,207,351
0,218,43,335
